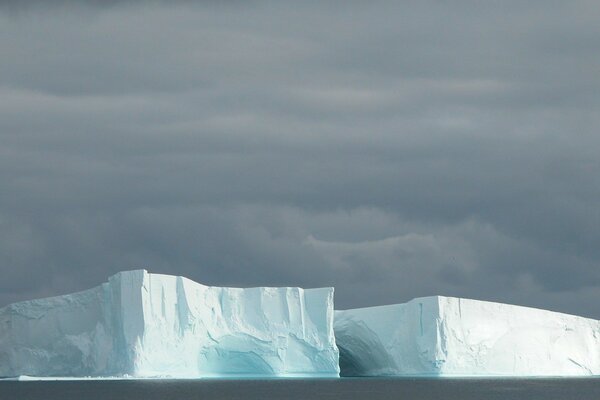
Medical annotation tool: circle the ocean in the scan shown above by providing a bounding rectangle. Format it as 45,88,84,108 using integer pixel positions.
1,377,600,400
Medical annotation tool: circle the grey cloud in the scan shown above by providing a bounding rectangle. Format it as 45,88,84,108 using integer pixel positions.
1,1,599,318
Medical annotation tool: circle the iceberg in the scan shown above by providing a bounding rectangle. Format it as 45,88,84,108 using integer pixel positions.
335,296,600,377
4,272,600,379
0,270,339,378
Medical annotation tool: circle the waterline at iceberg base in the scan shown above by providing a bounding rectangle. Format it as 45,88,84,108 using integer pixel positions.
1,271,600,379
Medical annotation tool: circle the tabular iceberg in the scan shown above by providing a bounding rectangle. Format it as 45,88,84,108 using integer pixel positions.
0,270,339,378
335,296,600,377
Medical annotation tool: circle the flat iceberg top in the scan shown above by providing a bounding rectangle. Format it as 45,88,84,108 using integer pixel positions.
335,296,600,377
0,270,339,378
337,295,600,322
0,269,334,313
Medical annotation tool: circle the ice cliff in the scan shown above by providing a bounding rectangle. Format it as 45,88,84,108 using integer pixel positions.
334,296,600,376
0,270,339,378
3,273,600,378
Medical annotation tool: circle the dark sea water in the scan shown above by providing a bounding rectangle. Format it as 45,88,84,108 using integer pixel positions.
1,378,600,400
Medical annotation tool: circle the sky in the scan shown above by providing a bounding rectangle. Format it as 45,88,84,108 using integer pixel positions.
1,1,599,318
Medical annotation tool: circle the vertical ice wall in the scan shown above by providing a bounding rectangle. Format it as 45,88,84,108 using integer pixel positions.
334,296,600,376
436,296,600,376
0,270,339,377
133,272,339,377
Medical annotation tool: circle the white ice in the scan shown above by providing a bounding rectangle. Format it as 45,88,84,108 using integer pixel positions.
335,296,600,377
0,270,339,378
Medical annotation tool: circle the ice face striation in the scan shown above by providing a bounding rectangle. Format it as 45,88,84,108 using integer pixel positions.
335,296,600,377
0,270,339,378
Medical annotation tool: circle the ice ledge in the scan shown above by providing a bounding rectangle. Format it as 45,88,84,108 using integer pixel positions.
335,296,600,377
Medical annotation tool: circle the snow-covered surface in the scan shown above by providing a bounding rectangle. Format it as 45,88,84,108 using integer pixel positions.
0,270,339,378
335,296,600,377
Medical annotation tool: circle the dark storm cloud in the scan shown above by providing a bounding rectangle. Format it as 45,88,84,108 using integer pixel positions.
1,1,599,317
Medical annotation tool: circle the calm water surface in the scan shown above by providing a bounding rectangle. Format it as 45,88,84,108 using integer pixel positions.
1,378,600,400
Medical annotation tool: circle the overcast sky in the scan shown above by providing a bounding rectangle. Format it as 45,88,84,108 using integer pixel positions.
1,1,599,318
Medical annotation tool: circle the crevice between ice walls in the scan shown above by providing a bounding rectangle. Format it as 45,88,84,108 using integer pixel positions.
107,270,147,376
334,296,451,377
